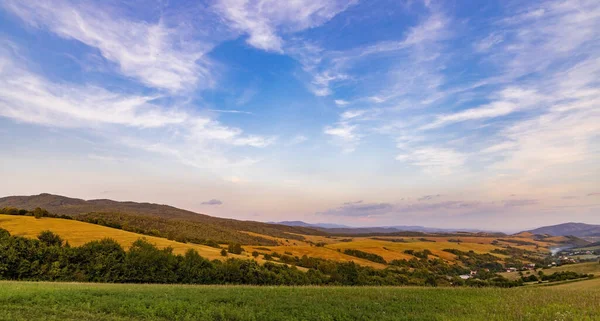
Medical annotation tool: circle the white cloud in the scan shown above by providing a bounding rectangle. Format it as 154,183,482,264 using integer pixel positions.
3,0,213,92
214,0,355,52
324,122,359,152
340,110,366,120
423,88,543,129
474,33,504,52
334,99,349,106
396,147,466,175
0,47,273,169
287,135,308,146
0,55,186,128
324,123,356,140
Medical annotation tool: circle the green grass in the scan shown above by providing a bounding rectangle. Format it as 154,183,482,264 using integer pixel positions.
1,282,599,321
546,262,600,275
500,262,600,281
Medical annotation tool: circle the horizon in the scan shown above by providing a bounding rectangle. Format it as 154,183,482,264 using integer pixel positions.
2,192,596,234
1,0,599,231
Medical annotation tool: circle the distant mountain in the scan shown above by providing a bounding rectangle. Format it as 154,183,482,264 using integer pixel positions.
274,221,497,235
272,221,350,229
526,222,600,237
0,193,324,245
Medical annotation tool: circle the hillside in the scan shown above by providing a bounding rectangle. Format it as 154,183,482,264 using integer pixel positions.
0,194,324,245
0,214,236,260
526,223,600,237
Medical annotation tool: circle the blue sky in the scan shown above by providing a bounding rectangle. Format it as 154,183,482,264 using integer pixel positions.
0,0,599,231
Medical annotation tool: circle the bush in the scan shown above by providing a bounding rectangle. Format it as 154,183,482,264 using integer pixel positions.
343,249,386,264
37,230,63,247
228,243,243,254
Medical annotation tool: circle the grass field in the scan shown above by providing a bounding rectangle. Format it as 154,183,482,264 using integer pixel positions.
0,215,242,260
1,281,599,321
500,262,600,281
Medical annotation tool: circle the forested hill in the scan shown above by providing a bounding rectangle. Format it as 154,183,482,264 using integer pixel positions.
0,194,324,245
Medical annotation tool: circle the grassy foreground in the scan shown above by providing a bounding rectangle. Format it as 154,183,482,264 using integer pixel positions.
1,282,599,321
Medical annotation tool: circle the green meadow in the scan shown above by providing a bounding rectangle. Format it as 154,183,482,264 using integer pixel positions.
1,281,599,321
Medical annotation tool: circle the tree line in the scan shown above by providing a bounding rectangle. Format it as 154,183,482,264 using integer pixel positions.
0,228,529,287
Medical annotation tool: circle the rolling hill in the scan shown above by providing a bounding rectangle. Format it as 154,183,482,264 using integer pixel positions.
526,222,600,237
0,193,324,245
0,214,234,260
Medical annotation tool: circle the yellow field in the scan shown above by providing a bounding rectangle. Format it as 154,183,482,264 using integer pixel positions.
244,233,555,268
247,244,387,268
0,215,244,260
1,214,559,269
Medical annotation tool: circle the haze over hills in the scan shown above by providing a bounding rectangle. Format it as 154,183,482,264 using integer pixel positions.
526,223,600,237
271,221,351,229
274,221,499,234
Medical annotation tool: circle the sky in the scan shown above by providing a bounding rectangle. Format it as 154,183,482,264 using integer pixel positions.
0,0,598,232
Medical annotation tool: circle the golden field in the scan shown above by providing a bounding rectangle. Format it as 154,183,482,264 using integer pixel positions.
0,214,245,260
1,214,564,268
246,233,559,268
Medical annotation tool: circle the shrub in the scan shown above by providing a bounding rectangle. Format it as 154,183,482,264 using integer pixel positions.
37,230,63,247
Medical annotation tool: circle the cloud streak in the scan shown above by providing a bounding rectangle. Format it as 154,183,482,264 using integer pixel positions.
201,199,223,205
214,0,355,52
3,0,213,92
0,45,273,169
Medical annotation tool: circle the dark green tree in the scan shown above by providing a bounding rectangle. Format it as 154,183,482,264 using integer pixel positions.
37,230,63,247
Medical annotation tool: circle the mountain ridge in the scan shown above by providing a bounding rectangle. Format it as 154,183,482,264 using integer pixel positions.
0,193,325,245
525,222,600,237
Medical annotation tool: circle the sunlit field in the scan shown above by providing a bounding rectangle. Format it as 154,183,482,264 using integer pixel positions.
0,215,238,260
1,214,560,268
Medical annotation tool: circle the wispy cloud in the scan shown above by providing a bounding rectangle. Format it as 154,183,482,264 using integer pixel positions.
324,122,359,152
3,0,213,92
318,200,483,218
334,99,349,106
502,199,538,207
286,135,308,146
319,200,394,217
0,46,272,169
213,0,355,52
418,194,442,201
396,147,466,176
201,199,223,205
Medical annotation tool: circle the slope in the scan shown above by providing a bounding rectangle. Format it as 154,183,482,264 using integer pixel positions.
526,222,600,237
0,214,239,260
0,194,324,245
